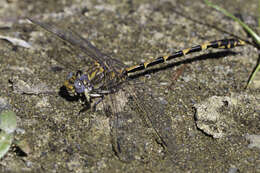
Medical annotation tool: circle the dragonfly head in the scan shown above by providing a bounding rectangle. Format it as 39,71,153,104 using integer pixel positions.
64,71,93,98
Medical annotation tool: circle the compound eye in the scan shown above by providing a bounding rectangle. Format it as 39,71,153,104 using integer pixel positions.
74,79,85,94
79,74,89,82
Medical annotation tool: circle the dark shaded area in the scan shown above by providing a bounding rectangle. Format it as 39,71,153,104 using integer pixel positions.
58,86,80,102
12,146,27,157
50,66,63,72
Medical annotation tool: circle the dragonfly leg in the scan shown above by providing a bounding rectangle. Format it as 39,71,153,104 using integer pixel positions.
78,102,91,114
92,96,104,111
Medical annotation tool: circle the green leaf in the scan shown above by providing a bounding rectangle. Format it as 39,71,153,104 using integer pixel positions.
0,132,13,159
0,110,17,134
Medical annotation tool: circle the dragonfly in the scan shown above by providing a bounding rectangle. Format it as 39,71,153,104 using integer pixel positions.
28,18,245,162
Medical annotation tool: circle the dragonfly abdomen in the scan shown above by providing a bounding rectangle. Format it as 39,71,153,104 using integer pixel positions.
125,39,245,74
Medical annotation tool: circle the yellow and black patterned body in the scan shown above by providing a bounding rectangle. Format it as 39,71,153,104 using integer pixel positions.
64,61,125,102
125,39,245,73
63,38,245,103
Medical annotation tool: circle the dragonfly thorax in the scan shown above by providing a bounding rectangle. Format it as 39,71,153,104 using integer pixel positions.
64,63,123,103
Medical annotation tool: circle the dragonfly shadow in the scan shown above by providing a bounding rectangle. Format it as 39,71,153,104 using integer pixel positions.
58,86,92,112
129,50,241,79
58,86,80,102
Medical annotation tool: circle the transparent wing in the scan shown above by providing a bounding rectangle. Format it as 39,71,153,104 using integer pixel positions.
127,84,180,162
105,81,180,162
104,85,153,162
28,18,125,71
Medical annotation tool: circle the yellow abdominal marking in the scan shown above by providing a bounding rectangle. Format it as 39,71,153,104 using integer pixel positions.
143,60,153,68
163,55,169,61
126,65,139,72
201,42,210,50
227,44,231,49
239,40,246,45
182,48,191,55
